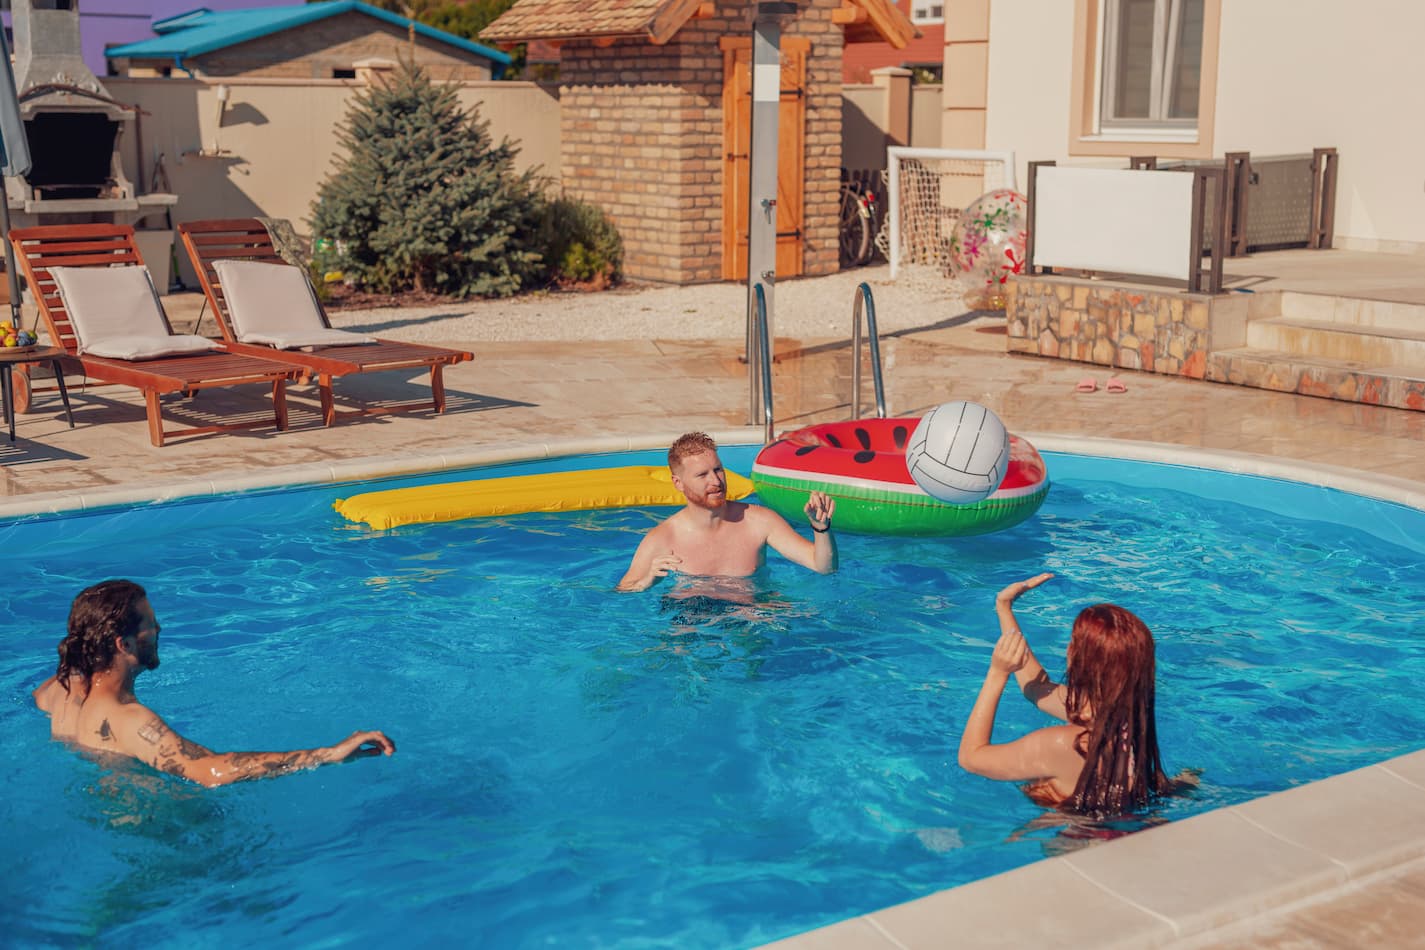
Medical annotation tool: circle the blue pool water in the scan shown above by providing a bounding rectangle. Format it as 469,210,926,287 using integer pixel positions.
3,446,1424,948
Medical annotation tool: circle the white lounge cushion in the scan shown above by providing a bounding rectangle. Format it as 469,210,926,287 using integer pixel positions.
49,265,219,359
212,259,374,350
239,327,378,351
83,334,221,361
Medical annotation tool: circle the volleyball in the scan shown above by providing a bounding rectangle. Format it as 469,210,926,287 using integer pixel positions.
905,401,1010,505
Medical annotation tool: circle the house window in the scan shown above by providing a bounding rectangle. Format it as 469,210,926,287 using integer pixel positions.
332,68,357,79
1099,0,1204,132
910,0,943,25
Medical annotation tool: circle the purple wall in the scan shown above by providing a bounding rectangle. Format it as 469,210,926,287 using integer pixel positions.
5,1,295,76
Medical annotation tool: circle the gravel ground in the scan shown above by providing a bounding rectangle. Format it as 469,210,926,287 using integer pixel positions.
321,264,976,343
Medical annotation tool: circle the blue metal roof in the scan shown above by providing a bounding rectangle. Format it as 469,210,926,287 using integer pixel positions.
107,1,511,68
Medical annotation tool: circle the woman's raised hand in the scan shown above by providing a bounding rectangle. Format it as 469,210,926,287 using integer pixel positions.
990,626,1030,674
995,572,1055,608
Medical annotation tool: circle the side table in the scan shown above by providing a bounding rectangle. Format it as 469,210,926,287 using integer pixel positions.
0,345,75,442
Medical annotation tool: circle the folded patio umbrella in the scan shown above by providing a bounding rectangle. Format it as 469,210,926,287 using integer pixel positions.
0,28,32,322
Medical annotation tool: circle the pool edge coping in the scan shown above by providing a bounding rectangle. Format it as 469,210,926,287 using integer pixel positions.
0,428,766,520
8,429,1425,947
3,429,1423,520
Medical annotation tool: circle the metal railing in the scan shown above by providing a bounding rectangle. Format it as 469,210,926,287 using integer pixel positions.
749,282,775,443
1129,147,1339,255
850,281,886,420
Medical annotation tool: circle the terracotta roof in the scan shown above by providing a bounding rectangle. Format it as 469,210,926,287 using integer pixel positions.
482,0,914,48
482,0,703,45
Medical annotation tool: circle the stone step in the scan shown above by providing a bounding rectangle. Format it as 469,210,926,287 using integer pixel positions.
1206,346,1425,411
1278,291,1425,333
1245,316,1425,369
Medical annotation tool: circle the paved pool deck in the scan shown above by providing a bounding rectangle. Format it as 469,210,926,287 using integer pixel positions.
3,253,1424,947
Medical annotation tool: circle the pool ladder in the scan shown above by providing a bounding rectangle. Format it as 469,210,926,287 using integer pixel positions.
748,281,888,443
850,281,887,421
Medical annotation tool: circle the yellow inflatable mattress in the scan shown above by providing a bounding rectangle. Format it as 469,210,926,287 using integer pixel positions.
334,465,755,530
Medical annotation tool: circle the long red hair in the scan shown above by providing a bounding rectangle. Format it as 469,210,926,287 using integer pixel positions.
1063,604,1172,816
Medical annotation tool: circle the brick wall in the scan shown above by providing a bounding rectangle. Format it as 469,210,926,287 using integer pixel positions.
192,13,493,80
794,0,846,282
559,0,844,285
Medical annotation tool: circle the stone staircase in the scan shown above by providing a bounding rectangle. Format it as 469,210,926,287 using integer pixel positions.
1206,291,1425,411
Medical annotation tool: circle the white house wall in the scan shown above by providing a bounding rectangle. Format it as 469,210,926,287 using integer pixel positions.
980,0,1425,252
1212,0,1425,252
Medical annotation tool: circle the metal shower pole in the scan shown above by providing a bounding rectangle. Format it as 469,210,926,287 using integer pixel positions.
745,1,794,427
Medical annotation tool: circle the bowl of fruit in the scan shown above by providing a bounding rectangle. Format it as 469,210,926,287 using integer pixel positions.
0,322,39,352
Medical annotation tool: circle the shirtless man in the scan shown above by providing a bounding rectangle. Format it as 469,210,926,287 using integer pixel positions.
33,579,395,788
617,432,837,592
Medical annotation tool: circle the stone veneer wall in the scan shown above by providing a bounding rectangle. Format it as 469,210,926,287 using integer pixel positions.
559,0,843,285
1008,274,1425,411
1006,274,1216,377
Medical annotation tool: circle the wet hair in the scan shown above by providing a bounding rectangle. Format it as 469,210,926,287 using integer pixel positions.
55,579,148,695
1062,604,1172,817
668,432,719,472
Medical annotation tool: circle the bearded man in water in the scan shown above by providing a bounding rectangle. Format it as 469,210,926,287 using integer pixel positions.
617,432,836,592
34,579,394,787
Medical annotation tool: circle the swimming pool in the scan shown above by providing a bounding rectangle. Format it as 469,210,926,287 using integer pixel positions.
3,444,1424,948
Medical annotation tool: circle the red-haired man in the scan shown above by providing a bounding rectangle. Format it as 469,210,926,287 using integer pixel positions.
617,432,836,592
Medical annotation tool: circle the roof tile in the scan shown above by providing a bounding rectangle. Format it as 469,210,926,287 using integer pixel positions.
482,0,673,42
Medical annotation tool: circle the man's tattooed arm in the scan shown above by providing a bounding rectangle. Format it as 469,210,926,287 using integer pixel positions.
125,714,393,787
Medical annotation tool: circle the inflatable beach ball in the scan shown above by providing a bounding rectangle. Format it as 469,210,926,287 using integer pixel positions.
905,401,1010,505
949,189,1028,310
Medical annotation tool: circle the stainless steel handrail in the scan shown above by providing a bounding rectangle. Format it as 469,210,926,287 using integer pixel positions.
850,281,887,419
752,282,775,442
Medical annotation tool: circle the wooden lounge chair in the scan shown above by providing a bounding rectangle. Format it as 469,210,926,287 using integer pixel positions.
178,218,473,427
9,223,297,447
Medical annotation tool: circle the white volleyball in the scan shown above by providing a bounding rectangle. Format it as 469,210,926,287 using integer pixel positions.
905,401,1010,505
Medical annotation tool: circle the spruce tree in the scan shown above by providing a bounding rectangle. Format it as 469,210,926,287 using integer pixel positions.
310,61,543,297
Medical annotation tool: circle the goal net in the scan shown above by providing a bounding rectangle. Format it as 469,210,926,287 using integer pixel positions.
878,148,1018,282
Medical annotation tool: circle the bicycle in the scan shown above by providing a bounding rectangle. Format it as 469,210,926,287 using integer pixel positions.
838,178,879,268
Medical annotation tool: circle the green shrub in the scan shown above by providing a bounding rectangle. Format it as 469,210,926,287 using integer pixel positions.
536,195,623,290
310,60,544,298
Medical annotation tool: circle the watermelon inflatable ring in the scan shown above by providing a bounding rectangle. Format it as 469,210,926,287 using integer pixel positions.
751,417,1049,537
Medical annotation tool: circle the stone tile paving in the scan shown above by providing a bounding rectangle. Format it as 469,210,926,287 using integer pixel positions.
5,319,1424,505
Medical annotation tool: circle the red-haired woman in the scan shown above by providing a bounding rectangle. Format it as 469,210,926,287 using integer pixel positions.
958,573,1177,816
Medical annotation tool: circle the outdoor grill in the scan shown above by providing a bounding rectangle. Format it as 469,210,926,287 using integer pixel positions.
7,0,175,229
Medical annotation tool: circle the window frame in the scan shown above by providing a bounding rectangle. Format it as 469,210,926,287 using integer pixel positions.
1069,0,1220,159
1098,0,1202,134
909,0,944,26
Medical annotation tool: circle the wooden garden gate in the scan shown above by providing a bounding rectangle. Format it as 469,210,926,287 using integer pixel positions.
720,36,807,281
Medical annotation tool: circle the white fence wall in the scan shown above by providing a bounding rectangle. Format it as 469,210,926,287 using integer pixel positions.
1031,166,1196,280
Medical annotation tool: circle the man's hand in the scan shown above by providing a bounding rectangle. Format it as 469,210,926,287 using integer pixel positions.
616,551,681,592
328,730,396,763
804,491,835,531
648,552,682,580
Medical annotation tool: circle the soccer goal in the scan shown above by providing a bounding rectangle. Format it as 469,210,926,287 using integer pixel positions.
880,147,1018,281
